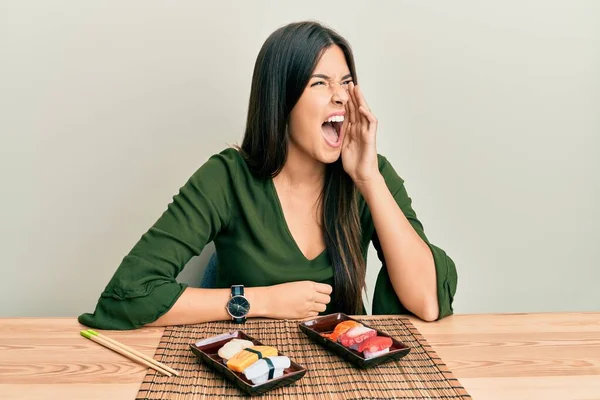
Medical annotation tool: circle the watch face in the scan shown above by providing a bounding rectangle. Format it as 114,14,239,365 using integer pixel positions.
227,295,250,318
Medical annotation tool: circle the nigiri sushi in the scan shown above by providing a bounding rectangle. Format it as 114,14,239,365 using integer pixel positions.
243,356,291,385
338,326,377,348
218,339,254,361
226,346,278,372
358,336,393,359
321,320,362,341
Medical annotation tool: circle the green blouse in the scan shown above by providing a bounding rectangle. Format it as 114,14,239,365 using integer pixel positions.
78,148,457,330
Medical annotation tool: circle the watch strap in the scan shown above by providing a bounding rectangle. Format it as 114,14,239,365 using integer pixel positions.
230,285,246,323
231,285,244,297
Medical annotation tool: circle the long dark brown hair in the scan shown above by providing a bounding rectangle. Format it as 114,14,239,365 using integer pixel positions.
239,21,365,314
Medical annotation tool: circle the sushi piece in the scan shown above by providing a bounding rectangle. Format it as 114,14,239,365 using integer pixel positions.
226,346,278,372
358,336,393,359
243,356,291,385
320,320,362,341
338,326,377,348
357,335,393,353
363,347,390,359
251,369,284,385
218,338,254,361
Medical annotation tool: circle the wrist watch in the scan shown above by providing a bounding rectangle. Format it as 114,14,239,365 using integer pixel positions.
225,285,250,323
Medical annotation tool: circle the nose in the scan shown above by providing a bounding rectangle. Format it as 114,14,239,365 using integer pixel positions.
331,83,349,106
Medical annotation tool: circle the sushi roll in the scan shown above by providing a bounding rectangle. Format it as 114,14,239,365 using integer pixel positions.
320,320,362,341
217,339,254,361
338,326,377,348
243,356,291,385
358,336,393,359
226,345,278,372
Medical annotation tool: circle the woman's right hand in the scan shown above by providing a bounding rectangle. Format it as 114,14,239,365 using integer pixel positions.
263,281,332,319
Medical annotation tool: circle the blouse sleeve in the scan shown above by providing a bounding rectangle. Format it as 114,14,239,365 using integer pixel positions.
78,151,237,330
370,155,458,320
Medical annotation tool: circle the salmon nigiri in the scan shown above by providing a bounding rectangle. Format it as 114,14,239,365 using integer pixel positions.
320,320,362,341
358,336,393,359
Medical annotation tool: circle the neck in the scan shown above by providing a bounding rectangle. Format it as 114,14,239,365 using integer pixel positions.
275,146,325,191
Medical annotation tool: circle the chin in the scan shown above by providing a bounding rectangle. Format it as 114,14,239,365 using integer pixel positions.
318,149,342,164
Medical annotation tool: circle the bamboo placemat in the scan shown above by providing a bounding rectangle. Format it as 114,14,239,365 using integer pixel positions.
136,317,471,399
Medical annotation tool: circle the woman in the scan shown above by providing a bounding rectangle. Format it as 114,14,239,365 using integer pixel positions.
79,21,457,330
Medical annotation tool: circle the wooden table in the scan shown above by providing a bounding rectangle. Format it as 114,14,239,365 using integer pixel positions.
1,313,599,399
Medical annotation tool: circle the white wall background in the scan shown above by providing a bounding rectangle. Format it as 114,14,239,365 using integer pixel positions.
1,0,598,317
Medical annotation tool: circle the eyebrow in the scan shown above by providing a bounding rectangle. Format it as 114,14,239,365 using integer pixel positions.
310,73,353,80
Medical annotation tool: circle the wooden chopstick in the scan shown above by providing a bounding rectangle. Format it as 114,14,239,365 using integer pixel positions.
87,330,180,376
80,330,178,377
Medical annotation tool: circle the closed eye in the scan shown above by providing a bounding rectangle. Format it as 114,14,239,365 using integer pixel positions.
310,79,353,88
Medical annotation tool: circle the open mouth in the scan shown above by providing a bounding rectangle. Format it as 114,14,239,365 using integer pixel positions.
321,115,344,147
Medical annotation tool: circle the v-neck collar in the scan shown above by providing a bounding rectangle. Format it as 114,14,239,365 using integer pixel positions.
268,178,328,263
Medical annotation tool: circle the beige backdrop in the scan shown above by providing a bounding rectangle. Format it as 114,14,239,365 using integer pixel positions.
1,0,598,317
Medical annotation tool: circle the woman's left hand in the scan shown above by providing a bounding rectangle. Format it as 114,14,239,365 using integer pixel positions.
341,82,381,189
